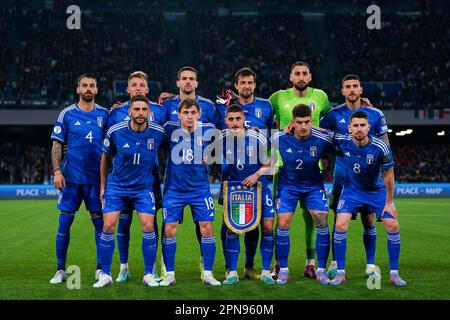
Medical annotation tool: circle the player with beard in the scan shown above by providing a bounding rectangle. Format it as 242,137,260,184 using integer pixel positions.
159,66,219,279
269,61,330,280
320,74,390,279
49,74,109,284
215,68,274,280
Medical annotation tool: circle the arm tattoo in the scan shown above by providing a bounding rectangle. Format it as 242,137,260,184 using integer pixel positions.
51,141,63,173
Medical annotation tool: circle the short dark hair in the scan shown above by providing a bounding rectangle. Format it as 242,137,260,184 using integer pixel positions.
292,104,311,118
234,67,256,84
342,74,360,86
226,104,245,115
77,73,96,86
177,66,198,80
290,61,310,73
178,98,200,112
130,94,149,106
350,111,368,121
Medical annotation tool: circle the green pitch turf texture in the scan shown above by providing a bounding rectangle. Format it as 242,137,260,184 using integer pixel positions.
0,198,449,300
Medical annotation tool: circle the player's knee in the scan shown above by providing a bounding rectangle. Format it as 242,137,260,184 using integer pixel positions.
199,222,214,237
276,217,290,229
262,219,273,233
103,221,116,233
310,211,328,228
141,221,154,232
334,220,349,232
383,219,399,233
163,223,177,237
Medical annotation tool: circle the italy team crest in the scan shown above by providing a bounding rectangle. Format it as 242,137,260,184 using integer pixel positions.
309,101,316,111
223,181,262,234
97,117,103,127
147,139,154,150
310,146,317,157
148,112,154,122
367,154,374,164
255,108,262,118
197,136,204,146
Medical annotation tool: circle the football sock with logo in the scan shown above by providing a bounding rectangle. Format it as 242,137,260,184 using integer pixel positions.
260,231,274,271
142,231,157,275
117,213,132,265
225,232,240,272
91,215,103,270
387,232,401,270
333,231,347,271
363,226,377,265
276,227,290,268
56,212,75,270
316,226,330,269
201,236,216,272
99,231,115,275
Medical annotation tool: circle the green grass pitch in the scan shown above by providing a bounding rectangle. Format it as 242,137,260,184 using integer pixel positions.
0,198,449,300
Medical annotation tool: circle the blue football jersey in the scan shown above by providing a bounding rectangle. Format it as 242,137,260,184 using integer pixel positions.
107,100,168,129
51,103,109,184
163,95,219,127
216,97,274,131
332,133,394,190
163,121,217,193
217,128,269,184
271,128,334,189
102,121,166,192
320,103,388,136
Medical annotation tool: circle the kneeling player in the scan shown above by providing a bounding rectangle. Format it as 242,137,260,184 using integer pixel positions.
271,104,334,285
160,99,221,286
94,95,166,288
217,104,275,285
329,111,406,286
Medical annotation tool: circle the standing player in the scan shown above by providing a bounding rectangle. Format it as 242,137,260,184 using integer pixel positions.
217,104,275,285
49,73,109,284
93,95,166,288
329,111,406,286
215,68,274,280
159,99,221,286
269,61,331,279
320,74,390,279
162,66,219,126
107,71,168,283
159,66,219,278
271,104,334,285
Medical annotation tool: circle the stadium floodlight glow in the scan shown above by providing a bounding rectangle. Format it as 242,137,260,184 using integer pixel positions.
437,131,445,136
405,129,413,134
388,129,393,133
395,132,406,136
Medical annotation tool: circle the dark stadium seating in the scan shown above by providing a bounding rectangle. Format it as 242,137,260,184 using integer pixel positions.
0,6,448,110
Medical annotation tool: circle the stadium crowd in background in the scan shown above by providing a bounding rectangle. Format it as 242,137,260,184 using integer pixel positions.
1,9,448,111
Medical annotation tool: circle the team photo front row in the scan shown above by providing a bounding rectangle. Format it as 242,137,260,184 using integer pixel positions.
49,69,406,289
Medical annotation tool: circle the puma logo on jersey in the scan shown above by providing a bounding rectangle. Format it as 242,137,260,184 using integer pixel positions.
340,119,346,123
74,121,81,126
123,143,130,148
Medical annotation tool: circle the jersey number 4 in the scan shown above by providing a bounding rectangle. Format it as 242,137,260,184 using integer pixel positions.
85,131,93,143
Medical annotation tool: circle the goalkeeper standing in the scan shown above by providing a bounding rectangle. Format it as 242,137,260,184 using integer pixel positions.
269,61,331,279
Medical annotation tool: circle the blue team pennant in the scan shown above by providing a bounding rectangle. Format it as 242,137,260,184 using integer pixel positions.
223,181,262,234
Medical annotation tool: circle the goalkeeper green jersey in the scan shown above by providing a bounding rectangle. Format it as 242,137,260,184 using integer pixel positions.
269,87,331,128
